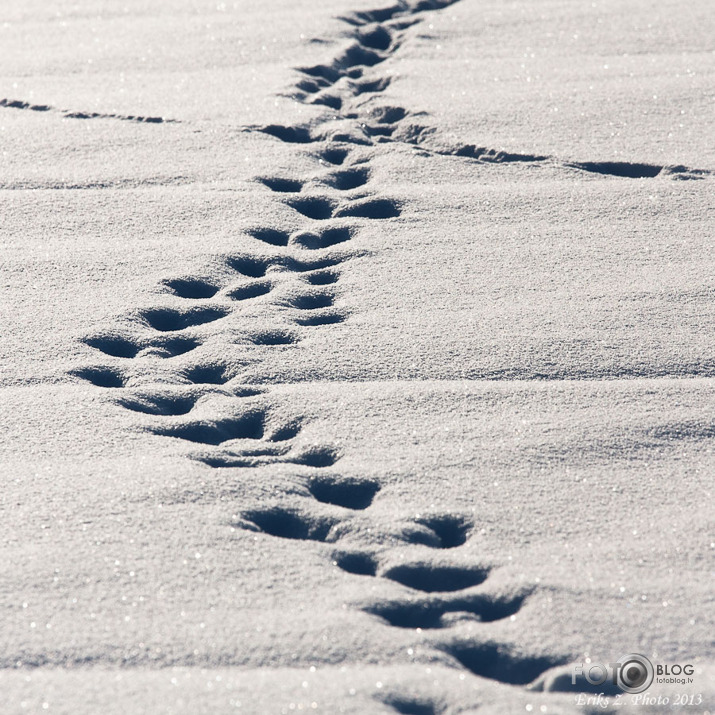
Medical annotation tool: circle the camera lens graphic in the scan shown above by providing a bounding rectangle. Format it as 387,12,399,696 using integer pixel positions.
617,654,654,694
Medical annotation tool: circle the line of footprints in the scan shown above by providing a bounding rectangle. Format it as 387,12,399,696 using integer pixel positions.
73,146,397,470
71,0,568,703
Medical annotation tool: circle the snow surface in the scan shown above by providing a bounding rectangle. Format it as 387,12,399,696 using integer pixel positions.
1,0,713,712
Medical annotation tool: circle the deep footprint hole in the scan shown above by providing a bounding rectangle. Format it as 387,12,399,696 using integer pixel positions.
335,198,400,219
291,226,354,250
441,642,567,686
226,280,272,301
305,269,340,285
117,392,199,416
71,366,126,388
83,335,141,359
416,514,472,548
183,363,234,385
258,177,304,193
382,563,489,593
294,311,347,327
241,507,338,541
308,477,380,510
140,306,229,332
333,550,378,576
246,228,290,246
318,146,349,165
287,196,337,220
324,168,370,191
225,254,271,278
162,277,220,299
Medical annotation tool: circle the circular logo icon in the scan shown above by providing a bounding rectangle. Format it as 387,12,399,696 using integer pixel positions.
617,654,654,694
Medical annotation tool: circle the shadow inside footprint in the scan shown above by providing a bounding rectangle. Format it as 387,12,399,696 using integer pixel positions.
380,695,440,715
226,280,272,301
415,514,472,549
308,476,380,509
117,391,201,416
259,124,313,143
287,196,337,220
370,105,407,124
153,413,265,445
282,254,350,273
241,506,339,541
382,563,489,593
294,311,346,327
247,329,298,346
285,291,335,310
322,167,370,191
365,592,527,629
357,25,393,51
162,277,220,299
148,336,202,358
71,366,126,388
139,306,229,332
352,77,391,95
291,226,354,250
305,269,340,285
333,550,378,576
258,177,304,192
291,446,340,468
246,228,290,247
83,334,141,359
335,198,400,219
440,641,567,686
318,146,349,165
183,362,234,385
225,254,272,278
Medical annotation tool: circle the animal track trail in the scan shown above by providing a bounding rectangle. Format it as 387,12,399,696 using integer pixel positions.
68,0,575,698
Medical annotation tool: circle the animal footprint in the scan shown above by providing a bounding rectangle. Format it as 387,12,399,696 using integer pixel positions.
70,366,127,388
294,311,347,327
381,562,489,593
161,277,220,299
438,641,567,686
150,411,265,445
287,196,337,220
304,269,340,285
238,505,341,542
226,280,272,301
258,177,304,193
224,254,272,278
308,476,380,509
317,146,350,165
290,226,354,250
182,362,236,385
334,197,400,219
83,334,141,359
139,306,229,332
321,167,370,191
283,289,336,311
365,591,527,629
246,227,290,247
117,390,203,416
